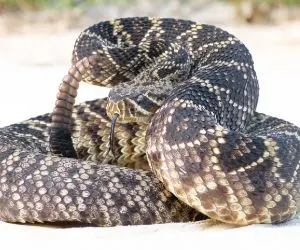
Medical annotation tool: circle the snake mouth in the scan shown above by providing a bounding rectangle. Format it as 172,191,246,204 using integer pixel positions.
106,99,124,121
106,99,150,124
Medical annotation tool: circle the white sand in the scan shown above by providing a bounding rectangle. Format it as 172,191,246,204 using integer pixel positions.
0,21,300,249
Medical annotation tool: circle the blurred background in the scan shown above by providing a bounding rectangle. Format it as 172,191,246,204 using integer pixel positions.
0,0,299,127
0,0,300,31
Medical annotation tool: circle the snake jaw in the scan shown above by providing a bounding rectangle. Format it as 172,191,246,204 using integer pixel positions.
106,97,151,124
106,99,120,118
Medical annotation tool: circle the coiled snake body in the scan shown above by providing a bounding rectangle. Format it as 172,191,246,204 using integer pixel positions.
1,17,300,226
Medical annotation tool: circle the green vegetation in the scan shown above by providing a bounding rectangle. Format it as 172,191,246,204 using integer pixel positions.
0,0,299,12
0,0,136,12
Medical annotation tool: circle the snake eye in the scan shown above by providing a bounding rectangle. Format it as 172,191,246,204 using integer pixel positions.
129,107,135,114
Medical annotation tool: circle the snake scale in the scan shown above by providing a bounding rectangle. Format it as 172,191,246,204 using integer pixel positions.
1,17,300,226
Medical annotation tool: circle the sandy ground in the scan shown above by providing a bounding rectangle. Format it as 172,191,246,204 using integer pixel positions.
0,19,300,249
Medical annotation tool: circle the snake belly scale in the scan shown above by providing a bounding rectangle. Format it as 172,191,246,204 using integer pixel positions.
0,17,300,226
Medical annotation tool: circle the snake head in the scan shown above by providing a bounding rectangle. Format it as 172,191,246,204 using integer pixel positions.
106,90,161,124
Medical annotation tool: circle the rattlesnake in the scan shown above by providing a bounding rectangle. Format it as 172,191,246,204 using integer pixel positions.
0,17,299,226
